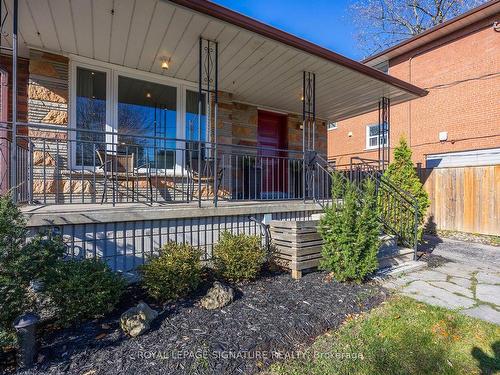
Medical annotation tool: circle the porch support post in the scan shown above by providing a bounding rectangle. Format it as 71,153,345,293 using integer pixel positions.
10,0,18,202
302,71,316,201
378,97,390,170
198,37,218,207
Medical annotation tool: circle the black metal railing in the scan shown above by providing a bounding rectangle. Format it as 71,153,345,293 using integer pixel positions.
0,122,333,206
350,157,419,259
314,155,419,260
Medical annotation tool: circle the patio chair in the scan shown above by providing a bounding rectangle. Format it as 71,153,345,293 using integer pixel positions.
187,157,224,201
96,149,153,204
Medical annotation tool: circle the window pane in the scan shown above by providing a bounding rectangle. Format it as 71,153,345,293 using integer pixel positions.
117,76,177,169
369,137,378,147
369,125,379,137
185,90,207,163
185,90,207,141
76,67,106,165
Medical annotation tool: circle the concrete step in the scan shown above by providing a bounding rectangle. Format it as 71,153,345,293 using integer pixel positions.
379,247,415,268
375,260,426,278
379,234,397,254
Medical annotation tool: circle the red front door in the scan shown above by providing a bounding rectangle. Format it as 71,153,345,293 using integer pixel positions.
257,111,288,198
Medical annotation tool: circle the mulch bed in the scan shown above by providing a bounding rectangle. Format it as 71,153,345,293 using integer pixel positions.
13,270,385,375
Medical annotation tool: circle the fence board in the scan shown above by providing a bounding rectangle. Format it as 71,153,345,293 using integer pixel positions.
421,165,499,236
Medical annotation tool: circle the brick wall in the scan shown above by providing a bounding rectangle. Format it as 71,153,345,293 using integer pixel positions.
328,15,500,166
0,54,29,124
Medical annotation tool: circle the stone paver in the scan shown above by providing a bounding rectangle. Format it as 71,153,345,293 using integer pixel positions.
462,305,500,325
430,281,473,298
449,276,472,289
476,284,500,306
476,271,500,285
403,280,475,309
383,237,500,325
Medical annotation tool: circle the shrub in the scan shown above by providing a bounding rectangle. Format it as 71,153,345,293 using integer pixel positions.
213,232,266,282
140,242,202,301
382,138,429,240
0,195,66,348
319,174,380,282
44,259,126,327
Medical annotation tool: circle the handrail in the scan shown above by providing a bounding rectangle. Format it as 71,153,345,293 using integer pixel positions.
350,156,419,259
315,154,419,260
351,156,416,204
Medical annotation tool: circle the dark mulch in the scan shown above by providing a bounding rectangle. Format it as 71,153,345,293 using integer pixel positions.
14,270,385,375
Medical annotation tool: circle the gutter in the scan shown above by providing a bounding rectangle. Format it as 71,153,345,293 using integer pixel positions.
363,0,500,64
166,0,428,98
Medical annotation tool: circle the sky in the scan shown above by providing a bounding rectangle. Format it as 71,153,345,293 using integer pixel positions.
212,0,363,61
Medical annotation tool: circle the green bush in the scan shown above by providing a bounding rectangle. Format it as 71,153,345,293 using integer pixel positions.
140,242,202,301
382,138,429,240
213,232,266,282
0,195,65,348
319,174,380,282
44,259,125,327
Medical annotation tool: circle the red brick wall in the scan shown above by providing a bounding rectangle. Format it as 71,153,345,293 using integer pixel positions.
328,15,500,166
0,55,29,124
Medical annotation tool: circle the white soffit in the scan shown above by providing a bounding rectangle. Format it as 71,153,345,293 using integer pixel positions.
1,0,426,121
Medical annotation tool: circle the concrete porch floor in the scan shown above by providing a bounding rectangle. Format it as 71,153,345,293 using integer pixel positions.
20,200,324,227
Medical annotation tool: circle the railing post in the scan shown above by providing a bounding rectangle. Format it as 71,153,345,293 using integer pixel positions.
198,38,202,208
413,204,419,261
28,141,33,204
10,0,18,202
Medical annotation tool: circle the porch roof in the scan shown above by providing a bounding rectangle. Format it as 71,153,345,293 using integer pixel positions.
4,0,427,121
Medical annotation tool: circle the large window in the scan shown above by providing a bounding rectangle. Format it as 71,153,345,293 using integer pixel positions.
72,61,208,169
117,76,177,169
75,67,107,165
366,123,388,149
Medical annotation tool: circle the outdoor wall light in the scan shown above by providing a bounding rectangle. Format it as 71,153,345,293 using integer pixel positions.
161,58,170,70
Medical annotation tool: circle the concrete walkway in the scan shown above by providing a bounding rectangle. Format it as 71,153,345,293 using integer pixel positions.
383,236,500,325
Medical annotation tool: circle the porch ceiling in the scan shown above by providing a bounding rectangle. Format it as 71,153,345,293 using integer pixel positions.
2,0,427,121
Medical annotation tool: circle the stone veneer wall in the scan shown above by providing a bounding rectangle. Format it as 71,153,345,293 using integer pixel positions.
28,50,69,127
215,90,327,155
24,51,327,203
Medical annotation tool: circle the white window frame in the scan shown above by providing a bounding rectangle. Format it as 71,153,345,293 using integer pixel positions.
327,121,337,131
365,123,388,150
69,56,208,173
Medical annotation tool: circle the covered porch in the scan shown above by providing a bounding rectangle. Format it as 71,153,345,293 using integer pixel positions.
0,0,426,211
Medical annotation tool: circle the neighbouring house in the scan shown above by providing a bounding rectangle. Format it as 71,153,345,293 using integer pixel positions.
0,0,426,271
328,0,500,236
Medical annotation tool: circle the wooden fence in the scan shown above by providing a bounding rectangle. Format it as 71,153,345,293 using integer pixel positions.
419,165,499,236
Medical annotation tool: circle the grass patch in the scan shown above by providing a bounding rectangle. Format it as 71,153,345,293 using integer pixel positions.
270,297,500,375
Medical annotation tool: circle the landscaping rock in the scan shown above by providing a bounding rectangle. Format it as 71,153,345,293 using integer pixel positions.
200,281,235,310
120,302,158,337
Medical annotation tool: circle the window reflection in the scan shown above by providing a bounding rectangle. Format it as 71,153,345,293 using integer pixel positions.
185,90,207,165
75,67,106,166
117,76,177,169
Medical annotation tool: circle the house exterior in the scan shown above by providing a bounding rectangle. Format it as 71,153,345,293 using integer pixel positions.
328,0,500,168
0,0,426,271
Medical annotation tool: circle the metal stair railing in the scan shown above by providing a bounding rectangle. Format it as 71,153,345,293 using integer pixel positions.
313,155,419,261
350,157,419,260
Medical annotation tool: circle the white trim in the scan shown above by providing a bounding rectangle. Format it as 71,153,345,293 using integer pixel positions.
69,56,209,172
327,121,338,131
365,123,388,150
69,60,112,170
69,53,200,89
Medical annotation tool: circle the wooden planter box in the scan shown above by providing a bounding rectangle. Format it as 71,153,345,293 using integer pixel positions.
269,220,323,279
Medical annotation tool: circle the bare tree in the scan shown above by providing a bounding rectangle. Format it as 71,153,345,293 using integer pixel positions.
350,0,486,56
